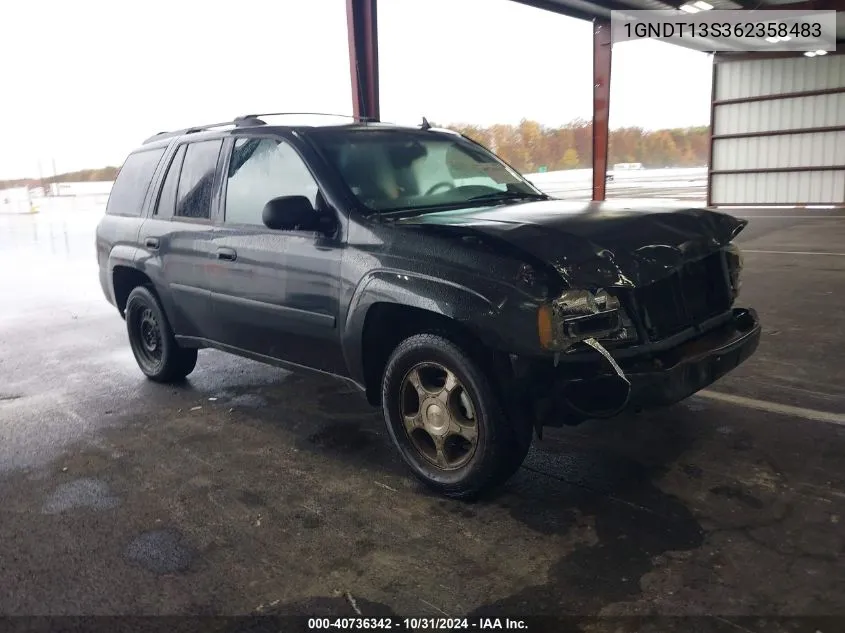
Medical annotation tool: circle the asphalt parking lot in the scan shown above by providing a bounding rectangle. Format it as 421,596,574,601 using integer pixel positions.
1,200,844,629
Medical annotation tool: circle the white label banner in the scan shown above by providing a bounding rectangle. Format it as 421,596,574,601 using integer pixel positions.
610,10,837,52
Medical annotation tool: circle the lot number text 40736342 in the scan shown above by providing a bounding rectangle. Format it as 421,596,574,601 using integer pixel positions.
307,617,529,630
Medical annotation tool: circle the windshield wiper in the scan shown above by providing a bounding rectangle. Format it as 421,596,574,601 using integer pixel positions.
467,190,548,203
369,191,549,221
376,205,461,220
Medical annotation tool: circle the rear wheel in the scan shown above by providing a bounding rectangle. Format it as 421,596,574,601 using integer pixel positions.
381,333,532,499
125,286,197,382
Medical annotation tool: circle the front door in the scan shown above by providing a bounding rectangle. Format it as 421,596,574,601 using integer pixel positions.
205,136,346,375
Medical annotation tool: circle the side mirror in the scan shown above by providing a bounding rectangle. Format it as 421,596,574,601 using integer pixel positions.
262,196,321,232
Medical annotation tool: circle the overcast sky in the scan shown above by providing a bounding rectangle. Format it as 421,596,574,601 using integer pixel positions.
0,0,713,179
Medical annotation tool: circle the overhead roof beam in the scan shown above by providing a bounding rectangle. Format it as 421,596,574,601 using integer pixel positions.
636,0,699,8
508,0,610,21
508,0,729,22
753,0,845,9
510,0,844,22
723,0,766,9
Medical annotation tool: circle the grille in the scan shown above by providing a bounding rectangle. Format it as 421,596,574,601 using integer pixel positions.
634,252,731,340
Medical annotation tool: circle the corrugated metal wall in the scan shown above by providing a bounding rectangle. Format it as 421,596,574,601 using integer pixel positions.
709,54,845,206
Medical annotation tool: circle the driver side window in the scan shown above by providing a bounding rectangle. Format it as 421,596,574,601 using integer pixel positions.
224,137,319,226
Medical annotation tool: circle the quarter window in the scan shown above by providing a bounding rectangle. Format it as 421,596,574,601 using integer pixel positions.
224,137,319,226
106,148,165,216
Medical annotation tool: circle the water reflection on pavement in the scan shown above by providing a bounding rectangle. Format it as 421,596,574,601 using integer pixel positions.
0,201,107,324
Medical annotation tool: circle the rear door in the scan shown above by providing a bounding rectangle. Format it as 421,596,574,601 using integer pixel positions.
205,135,346,374
138,139,224,339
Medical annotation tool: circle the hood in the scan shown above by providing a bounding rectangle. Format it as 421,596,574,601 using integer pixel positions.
394,199,746,288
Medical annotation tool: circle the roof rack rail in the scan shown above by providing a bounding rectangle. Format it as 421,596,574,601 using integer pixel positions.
142,112,375,145
236,112,377,122
142,115,271,145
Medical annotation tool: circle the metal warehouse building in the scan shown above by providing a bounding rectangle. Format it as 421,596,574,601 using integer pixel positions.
710,51,844,206
345,0,845,207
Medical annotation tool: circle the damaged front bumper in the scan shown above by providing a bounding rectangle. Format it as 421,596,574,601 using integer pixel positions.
515,308,761,427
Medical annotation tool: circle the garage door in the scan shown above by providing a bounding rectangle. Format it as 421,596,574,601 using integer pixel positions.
709,52,845,207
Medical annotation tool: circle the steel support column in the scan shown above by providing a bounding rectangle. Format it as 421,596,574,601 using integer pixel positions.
346,0,380,121
706,54,718,207
592,19,612,202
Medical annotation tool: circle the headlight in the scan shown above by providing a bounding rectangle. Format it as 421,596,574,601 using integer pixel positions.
725,243,743,299
538,289,635,351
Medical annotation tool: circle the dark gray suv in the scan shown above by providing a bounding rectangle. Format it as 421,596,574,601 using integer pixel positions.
96,113,761,498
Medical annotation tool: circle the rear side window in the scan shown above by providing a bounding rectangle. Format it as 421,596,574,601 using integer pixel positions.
175,140,223,220
155,145,187,217
105,148,165,216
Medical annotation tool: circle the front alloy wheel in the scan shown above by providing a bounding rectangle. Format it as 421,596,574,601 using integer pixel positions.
400,362,479,470
382,333,532,499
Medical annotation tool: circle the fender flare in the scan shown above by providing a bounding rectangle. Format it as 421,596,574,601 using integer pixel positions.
106,245,146,306
341,269,502,387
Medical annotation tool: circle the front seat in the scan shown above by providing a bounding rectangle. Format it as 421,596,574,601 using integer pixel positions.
340,146,400,205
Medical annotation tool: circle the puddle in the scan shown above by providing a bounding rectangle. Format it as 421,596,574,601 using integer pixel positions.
228,394,268,409
125,528,194,574
41,478,120,514
472,427,704,616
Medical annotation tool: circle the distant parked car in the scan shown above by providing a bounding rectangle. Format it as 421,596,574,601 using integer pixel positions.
96,113,760,498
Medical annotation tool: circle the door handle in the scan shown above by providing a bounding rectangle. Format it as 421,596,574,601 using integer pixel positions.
144,237,160,250
216,247,237,262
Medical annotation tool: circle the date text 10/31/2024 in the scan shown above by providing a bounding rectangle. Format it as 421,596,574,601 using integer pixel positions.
307,618,529,630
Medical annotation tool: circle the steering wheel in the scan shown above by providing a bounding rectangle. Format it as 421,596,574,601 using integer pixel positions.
425,181,456,196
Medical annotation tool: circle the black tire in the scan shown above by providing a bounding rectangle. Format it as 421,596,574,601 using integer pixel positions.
381,333,532,499
125,285,198,383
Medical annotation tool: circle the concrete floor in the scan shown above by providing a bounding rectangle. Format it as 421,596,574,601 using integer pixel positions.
1,204,844,628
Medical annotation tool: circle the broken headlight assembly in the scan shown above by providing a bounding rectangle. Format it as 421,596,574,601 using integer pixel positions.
537,288,637,352
725,243,744,300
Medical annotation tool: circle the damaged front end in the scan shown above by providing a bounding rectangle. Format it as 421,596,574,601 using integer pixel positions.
517,306,760,432
536,289,635,419
522,240,760,431
394,201,760,431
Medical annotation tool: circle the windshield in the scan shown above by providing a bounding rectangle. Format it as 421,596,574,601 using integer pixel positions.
310,129,544,215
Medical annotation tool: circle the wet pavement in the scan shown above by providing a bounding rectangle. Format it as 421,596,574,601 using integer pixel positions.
1,202,844,627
